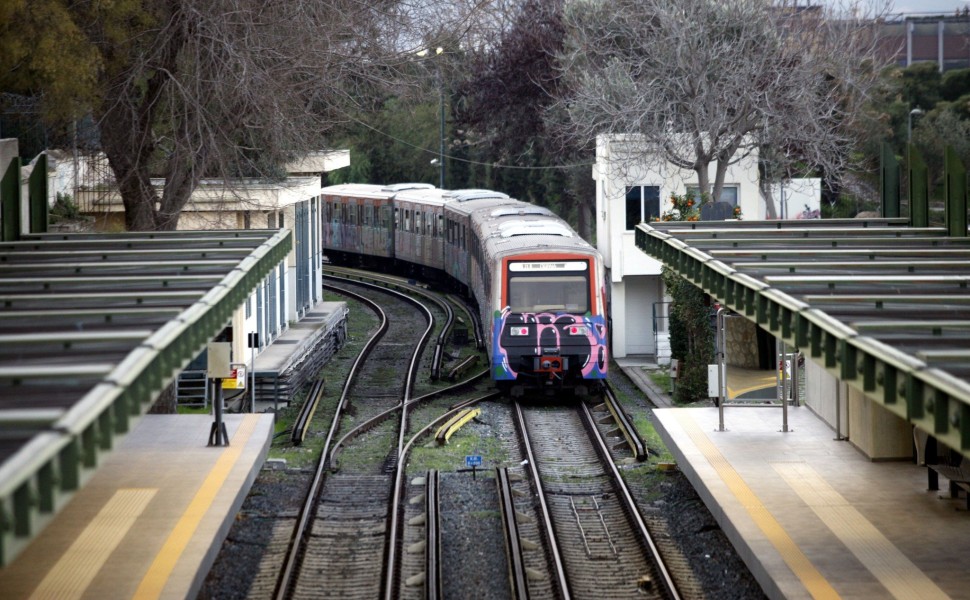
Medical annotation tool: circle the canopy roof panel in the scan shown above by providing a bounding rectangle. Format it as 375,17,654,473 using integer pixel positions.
636,218,970,455
0,229,291,566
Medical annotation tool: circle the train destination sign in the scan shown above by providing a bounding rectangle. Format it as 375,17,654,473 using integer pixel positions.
509,261,587,272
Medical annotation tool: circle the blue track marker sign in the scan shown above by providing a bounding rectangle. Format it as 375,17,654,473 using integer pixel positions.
465,454,482,479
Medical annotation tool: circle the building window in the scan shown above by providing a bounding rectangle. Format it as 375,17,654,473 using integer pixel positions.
687,185,739,206
625,185,660,230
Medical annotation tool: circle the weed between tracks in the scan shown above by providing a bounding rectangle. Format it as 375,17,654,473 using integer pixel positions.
335,419,398,470
266,291,379,468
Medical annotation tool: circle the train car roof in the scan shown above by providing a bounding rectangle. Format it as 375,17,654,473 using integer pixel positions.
484,226,597,258
476,203,598,259
321,183,435,199
444,194,523,218
443,189,511,203
391,187,454,207
497,220,575,238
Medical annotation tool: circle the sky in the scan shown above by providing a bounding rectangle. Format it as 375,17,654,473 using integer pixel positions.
889,0,970,14
812,0,970,15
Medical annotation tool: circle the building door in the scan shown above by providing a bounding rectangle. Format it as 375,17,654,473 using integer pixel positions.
625,275,659,355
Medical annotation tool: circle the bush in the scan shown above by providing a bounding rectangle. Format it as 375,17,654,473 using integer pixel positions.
50,192,80,221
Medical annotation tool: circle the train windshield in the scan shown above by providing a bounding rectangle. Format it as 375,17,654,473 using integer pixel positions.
507,261,590,314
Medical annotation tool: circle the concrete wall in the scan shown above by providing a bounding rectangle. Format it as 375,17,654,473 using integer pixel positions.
804,358,913,461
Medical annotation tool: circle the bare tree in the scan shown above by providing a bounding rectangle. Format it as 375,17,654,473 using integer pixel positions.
4,0,485,231
555,0,889,216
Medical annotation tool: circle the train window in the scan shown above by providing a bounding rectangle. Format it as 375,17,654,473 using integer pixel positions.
405,210,411,232
508,274,589,314
415,211,423,235
363,205,370,226
333,203,339,222
357,204,363,225
461,225,466,250
437,215,444,238
395,208,400,230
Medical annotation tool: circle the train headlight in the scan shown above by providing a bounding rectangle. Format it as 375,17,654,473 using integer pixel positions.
567,325,588,336
510,326,530,336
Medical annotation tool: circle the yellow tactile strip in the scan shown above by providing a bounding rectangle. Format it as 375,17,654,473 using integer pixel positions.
134,414,260,599
773,462,950,600
30,488,158,600
673,411,841,600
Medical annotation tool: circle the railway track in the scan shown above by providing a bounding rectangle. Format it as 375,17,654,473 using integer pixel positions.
324,266,480,381
273,277,432,599
513,401,681,600
265,274,497,600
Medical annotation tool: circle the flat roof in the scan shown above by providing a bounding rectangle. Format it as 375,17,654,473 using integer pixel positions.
637,217,970,458
0,229,291,566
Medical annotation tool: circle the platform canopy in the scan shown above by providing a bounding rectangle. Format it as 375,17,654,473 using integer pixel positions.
0,229,291,566
637,218,970,457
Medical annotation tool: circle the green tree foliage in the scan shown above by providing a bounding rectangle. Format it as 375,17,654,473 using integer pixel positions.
898,62,942,110
659,193,714,404
941,68,970,102
453,0,595,239
0,0,101,123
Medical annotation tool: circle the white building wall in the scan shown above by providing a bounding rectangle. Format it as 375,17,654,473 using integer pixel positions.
594,134,760,360
765,177,821,220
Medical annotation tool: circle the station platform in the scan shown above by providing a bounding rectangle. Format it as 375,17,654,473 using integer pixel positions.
0,414,273,600
652,405,968,600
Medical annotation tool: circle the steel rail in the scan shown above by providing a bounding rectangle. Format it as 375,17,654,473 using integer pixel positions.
579,401,682,600
496,467,531,600
425,469,442,600
290,378,325,446
273,283,388,600
513,401,571,600
382,392,499,600
447,293,485,350
383,292,436,600
325,267,456,380
603,384,649,461
327,370,489,470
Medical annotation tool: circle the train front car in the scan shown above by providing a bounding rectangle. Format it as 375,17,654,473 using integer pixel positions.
485,222,609,397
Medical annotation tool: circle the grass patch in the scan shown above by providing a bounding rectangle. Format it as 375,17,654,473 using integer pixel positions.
648,368,671,392
267,291,379,465
408,423,507,473
334,419,397,470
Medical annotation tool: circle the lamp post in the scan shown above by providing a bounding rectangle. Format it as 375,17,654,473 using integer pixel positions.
417,47,445,188
908,107,924,143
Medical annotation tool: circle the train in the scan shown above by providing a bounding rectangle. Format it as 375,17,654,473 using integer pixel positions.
320,183,608,397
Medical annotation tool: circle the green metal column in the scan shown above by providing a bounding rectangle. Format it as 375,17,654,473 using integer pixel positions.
908,144,929,228
28,152,47,234
1,154,21,242
944,145,968,237
881,142,900,219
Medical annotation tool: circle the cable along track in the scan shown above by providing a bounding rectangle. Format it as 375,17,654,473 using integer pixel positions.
514,402,680,600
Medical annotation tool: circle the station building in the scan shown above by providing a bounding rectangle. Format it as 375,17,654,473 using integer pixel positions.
593,134,762,362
